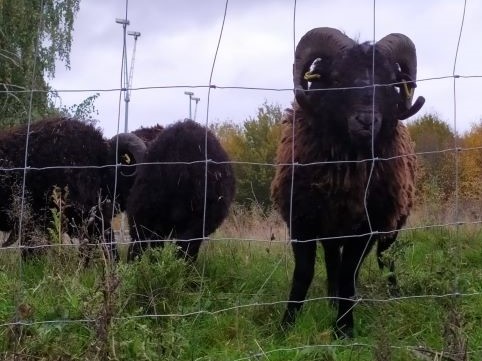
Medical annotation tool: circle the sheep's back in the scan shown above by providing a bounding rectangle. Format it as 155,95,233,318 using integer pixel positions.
0,118,109,225
131,124,164,143
127,120,235,238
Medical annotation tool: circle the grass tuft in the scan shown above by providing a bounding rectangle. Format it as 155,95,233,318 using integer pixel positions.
1,206,482,360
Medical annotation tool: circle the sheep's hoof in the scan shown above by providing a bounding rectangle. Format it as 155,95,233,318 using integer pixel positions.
388,284,401,298
387,275,401,297
279,311,296,332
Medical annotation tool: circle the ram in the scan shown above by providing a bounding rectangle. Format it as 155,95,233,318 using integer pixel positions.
127,119,235,262
271,27,424,337
0,117,145,259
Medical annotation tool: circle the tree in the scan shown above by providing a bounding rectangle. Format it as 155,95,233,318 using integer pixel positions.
58,92,100,124
0,0,80,127
212,102,283,208
407,113,456,202
459,120,482,199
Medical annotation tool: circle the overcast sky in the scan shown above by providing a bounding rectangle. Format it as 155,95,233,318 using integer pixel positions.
50,0,482,137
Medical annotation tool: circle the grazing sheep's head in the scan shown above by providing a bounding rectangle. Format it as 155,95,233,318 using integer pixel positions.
293,27,425,146
106,132,147,210
108,133,147,178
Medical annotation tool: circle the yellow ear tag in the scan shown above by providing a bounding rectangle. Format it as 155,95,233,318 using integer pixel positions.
304,71,321,81
121,153,131,164
402,81,414,100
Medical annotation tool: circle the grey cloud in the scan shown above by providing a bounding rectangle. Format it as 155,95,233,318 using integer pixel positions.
51,0,482,137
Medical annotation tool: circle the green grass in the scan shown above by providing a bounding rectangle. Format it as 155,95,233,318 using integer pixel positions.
1,226,482,360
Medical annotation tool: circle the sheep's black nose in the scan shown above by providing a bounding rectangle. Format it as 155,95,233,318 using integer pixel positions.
348,111,382,141
354,112,381,129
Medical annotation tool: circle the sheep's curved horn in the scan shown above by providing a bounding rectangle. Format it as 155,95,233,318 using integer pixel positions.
376,33,425,119
109,133,146,176
293,27,355,108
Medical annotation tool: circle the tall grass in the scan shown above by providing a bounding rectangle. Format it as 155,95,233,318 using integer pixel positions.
1,204,481,360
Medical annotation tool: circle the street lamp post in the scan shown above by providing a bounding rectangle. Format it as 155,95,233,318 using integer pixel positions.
115,17,129,28
115,18,129,131
184,91,194,119
125,30,141,132
192,97,200,121
115,18,141,132
114,17,130,240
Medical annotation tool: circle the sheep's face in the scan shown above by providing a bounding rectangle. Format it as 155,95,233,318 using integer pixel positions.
304,44,400,146
107,133,147,210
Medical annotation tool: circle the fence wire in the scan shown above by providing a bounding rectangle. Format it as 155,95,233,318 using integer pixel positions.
0,0,480,359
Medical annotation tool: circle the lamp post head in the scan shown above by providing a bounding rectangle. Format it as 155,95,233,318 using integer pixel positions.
128,31,141,38
115,18,130,25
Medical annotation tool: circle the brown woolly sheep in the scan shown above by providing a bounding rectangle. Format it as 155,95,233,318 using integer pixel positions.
271,27,424,337
0,117,145,259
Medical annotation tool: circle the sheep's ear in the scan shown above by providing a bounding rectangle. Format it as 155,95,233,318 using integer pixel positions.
109,133,146,165
108,133,147,177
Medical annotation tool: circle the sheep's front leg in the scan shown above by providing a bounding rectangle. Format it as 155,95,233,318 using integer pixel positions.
335,237,373,338
322,242,341,306
176,238,203,262
281,240,317,328
175,222,205,262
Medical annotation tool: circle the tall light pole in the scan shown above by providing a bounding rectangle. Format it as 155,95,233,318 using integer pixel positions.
192,97,200,121
184,91,194,119
125,30,141,132
116,18,141,132
115,18,130,132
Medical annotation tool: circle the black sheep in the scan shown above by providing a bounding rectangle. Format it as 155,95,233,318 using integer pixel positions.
127,119,235,261
271,28,424,337
131,124,164,143
0,117,145,259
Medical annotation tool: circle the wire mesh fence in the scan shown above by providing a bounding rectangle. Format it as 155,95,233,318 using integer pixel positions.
1,0,482,359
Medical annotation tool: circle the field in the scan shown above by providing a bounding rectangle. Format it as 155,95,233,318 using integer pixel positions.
1,204,482,360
